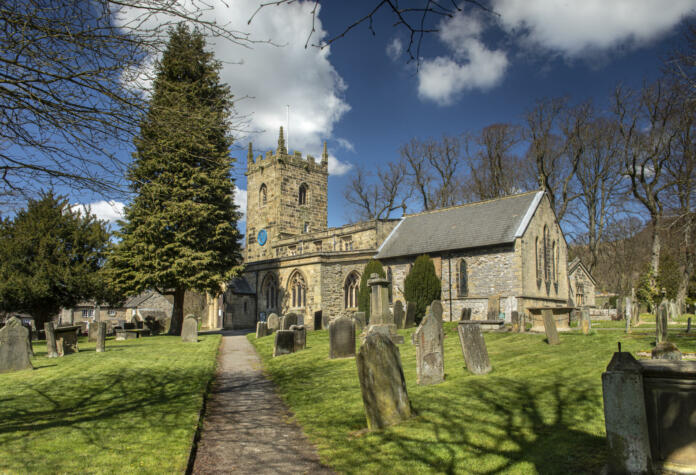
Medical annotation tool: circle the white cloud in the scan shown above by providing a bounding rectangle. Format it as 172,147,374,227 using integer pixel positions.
73,200,125,223
328,155,353,175
386,37,403,61
234,186,247,219
336,137,355,152
493,0,696,57
418,14,508,105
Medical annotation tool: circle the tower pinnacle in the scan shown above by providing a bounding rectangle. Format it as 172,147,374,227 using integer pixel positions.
321,141,328,164
277,126,287,155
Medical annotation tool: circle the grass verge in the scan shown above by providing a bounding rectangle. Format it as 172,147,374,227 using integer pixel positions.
249,324,696,474
0,333,221,474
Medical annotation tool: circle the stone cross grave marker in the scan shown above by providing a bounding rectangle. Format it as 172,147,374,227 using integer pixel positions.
329,316,355,359
0,317,33,373
273,330,295,357
313,310,322,330
657,300,669,344
581,309,591,335
266,313,280,332
414,310,444,385
430,300,443,321
290,324,306,351
95,322,106,353
404,302,416,328
393,301,405,329
181,315,198,343
457,322,492,375
45,322,59,358
511,311,520,332
356,332,412,430
256,321,268,338
487,295,500,319
542,309,560,345
353,311,366,332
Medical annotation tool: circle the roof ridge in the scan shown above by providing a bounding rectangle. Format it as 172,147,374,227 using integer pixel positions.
403,189,542,218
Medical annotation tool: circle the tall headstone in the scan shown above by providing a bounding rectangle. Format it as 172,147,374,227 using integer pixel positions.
329,316,355,359
356,332,412,430
601,352,652,474
542,309,560,345
404,302,416,328
289,324,306,351
393,301,405,329
430,300,443,321
367,274,393,325
0,317,33,373
273,330,295,357
181,315,198,343
44,321,59,358
657,300,669,344
457,323,492,375
414,311,444,385
256,321,268,338
313,310,322,331
95,322,106,353
266,313,280,333
353,311,366,332
22,323,33,357
88,321,99,342
624,296,632,330
581,309,591,335
487,295,500,319
511,311,520,332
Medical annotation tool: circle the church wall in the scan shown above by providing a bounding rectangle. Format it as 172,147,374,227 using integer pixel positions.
569,267,596,307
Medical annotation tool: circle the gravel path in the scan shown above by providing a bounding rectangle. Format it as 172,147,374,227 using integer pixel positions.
191,331,333,474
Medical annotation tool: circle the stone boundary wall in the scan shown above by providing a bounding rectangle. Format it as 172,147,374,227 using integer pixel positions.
589,308,617,321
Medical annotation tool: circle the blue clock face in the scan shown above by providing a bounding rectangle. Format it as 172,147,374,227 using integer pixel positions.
257,229,267,246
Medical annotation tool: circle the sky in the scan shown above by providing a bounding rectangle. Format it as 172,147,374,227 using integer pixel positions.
75,0,696,232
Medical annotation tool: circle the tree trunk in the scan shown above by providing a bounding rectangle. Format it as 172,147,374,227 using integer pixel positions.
650,217,661,293
168,287,186,336
677,217,693,312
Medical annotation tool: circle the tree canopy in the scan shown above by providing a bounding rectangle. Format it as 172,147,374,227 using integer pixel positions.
404,254,441,323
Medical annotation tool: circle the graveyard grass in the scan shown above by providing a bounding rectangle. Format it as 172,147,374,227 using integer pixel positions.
0,333,221,474
249,324,696,474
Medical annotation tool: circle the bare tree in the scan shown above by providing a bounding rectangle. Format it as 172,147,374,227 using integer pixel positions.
399,138,434,210
1,1,252,202
343,162,407,221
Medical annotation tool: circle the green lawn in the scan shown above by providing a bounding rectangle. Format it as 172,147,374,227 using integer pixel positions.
249,324,696,474
0,333,221,474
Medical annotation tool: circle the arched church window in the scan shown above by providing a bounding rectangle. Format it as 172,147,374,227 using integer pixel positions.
535,237,541,285
459,260,468,297
259,184,267,206
298,183,308,205
289,271,306,308
552,241,557,283
262,274,278,309
344,271,360,309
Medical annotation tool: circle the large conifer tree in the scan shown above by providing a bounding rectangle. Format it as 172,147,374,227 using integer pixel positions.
109,24,243,335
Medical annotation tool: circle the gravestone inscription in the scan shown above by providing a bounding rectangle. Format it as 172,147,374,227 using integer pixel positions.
0,317,33,373
457,322,491,375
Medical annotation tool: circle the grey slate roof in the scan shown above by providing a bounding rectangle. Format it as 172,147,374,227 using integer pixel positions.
375,191,544,259
227,277,256,295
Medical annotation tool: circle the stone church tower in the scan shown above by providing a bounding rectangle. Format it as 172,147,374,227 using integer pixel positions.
245,127,328,261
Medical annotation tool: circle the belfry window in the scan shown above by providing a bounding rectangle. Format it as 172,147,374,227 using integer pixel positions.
299,183,308,205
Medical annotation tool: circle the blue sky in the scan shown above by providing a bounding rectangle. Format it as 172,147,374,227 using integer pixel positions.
73,1,696,232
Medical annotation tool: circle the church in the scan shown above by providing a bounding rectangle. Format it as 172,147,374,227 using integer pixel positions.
223,128,570,329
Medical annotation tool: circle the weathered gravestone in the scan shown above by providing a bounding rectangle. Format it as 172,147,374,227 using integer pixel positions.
353,311,366,332
0,317,33,373
44,322,59,358
273,330,295,357
430,300,443,321
266,313,280,333
314,310,322,331
581,309,591,335
393,301,405,329
181,315,198,343
457,322,492,375
364,274,403,344
542,309,560,345
404,302,416,328
22,323,34,357
55,326,80,355
669,299,679,321
256,321,268,338
511,311,520,332
460,308,472,321
289,324,306,351
282,313,298,330
329,316,355,359
95,322,106,353
356,332,412,430
414,310,444,385
657,300,669,344
487,295,500,319
88,321,100,343
625,296,633,330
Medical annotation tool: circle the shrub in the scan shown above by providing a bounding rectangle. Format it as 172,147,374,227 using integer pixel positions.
358,260,385,323
404,254,441,324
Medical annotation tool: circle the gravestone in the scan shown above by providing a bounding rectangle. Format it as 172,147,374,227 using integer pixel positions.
44,322,58,358
414,310,444,385
289,324,306,351
625,296,633,328
181,315,198,343
314,310,322,330
581,309,591,335
457,322,492,375
356,332,412,430
367,274,393,325
266,313,280,332
651,341,682,360
393,301,405,329
542,309,560,345
88,321,100,343
404,302,416,328
55,326,80,355
430,300,443,321
22,323,33,357
460,308,472,321
95,322,106,353
487,295,500,319
511,311,520,332
353,311,366,332
256,321,268,338
657,300,669,344
322,313,330,330
669,299,679,321
282,313,298,330
273,330,295,357
0,317,33,373
329,316,355,359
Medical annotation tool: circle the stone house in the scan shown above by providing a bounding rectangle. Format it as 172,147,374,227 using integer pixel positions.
60,290,174,326
568,258,597,307
225,128,571,328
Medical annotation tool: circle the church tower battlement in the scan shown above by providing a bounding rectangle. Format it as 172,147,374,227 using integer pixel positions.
245,127,328,261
